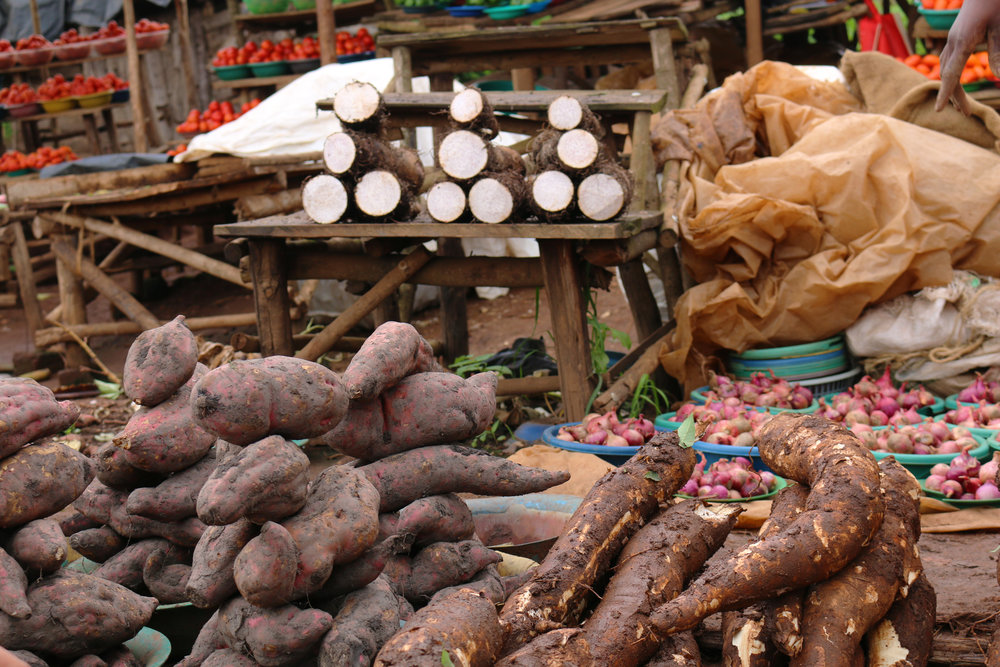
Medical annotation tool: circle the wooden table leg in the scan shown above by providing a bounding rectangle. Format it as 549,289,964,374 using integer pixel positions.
618,257,662,343
102,108,121,153
538,238,592,421
248,239,293,357
53,235,89,368
7,223,42,342
82,113,102,155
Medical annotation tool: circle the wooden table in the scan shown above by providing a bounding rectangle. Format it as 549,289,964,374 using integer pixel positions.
214,210,662,421
12,102,126,155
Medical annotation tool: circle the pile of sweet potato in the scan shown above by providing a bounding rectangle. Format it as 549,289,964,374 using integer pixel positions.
151,320,573,666
0,377,157,665
496,412,936,667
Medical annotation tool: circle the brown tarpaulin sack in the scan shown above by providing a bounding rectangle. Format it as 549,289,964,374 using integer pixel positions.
652,59,1000,391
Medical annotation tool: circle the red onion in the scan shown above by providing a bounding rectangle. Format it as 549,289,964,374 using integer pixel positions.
728,489,743,500
733,456,752,468
582,413,602,427
952,446,981,478
980,452,1000,484
760,471,775,489
958,375,988,403
705,433,732,445
941,480,964,498
886,433,913,454
876,397,900,418
728,468,750,489
924,474,945,491
961,492,976,500
630,416,655,440
740,479,763,497
976,482,1000,499
928,421,951,442
965,478,983,494
676,404,696,419
937,440,960,454
556,431,575,441
913,444,933,455
680,479,699,496
875,366,897,396
711,485,730,499
587,417,609,434
868,410,889,427
732,432,755,448
605,433,628,448
584,430,607,445
697,485,714,498
899,392,920,410
621,429,644,447
854,378,878,397
845,410,870,426
930,463,950,477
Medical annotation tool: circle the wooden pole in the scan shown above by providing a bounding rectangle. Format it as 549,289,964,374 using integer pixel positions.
175,0,200,111
122,0,148,152
35,313,262,348
297,246,434,362
7,224,42,342
745,0,764,66
50,240,160,331
40,212,247,288
53,236,89,369
496,375,561,397
29,0,41,34
249,239,294,357
317,0,337,66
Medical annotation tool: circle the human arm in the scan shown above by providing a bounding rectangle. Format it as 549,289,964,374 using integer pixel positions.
935,0,1000,113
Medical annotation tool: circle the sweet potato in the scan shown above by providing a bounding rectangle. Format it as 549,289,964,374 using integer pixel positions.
326,372,497,461
95,538,172,590
216,596,333,667
0,545,31,619
191,356,349,446
273,464,381,599
0,378,81,457
433,564,506,606
74,479,129,525
383,540,502,604
126,450,217,522
113,364,215,474
318,575,408,667
202,650,258,667
123,315,198,406
0,441,94,529
9,651,48,667
381,493,476,549
94,442,165,490
650,413,885,636
6,518,67,576
361,444,571,513
105,504,207,547
56,507,101,536
341,321,441,401
68,655,106,667
793,457,922,666
0,570,157,660
374,587,502,667
645,632,702,667
317,398,385,459
312,533,413,602
233,521,298,607
865,573,935,667
175,610,226,667
499,432,695,654
143,542,193,605
186,519,257,609
196,436,309,526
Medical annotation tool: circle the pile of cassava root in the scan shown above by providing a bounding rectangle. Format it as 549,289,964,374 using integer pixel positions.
495,412,936,667
0,377,157,664
17,316,570,666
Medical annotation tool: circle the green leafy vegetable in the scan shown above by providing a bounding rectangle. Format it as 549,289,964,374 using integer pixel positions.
441,650,455,667
644,470,661,482
677,414,697,449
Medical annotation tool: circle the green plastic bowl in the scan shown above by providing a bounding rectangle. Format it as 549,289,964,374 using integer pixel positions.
917,7,959,30
292,0,317,8
249,60,291,77
485,4,530,18
921,480,1000,507
931,415,999,441
943,393,992,410
245,0,290,13
124,627,171,667
870,430,991,478
214,64,252,80
730,335,845,360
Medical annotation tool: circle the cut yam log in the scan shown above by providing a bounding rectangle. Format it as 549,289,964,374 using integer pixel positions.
322,131,425,191
438,130,524,181
547,95,604,135
426,181,469,223
529,170,576,221
533,128,603,173
302,174,350,224
333,81,386,131
449,87,500,139
354,170,412,221
469,172,526,224
576,164,634,222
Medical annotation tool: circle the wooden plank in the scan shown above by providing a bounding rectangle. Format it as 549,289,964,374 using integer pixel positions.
316,89,669,114
250,239,294,357
438,237,469,360
123,0,147,153
317,0,337,65
580,228,658,267
296,246,434,361
53,236,89,368
77,177,280,216
215,210,662,240
287,251,543,286
9,223,42,340
630,110,658,211
762,2,867,35
0,294,17,308
50,240,160,330
5,162,194,208
34,312,263,347
212,74,300,91
746,0,764,66
538,238,593,421
10,102,129,124
650,27,679,110
496,375,562,397
176,0,199,110
41,212,248,288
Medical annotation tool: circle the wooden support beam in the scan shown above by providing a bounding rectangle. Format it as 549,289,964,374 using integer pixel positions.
35,313,262,348
8,224,42,340
580,228,658,267
50,240,160,331
745,0,764,66
496,375,561,397
250,239,294,357
297,246,434,362
176,0,200,110
122,0,147,152
53,236,89,368
40,212,247,288
317,0,337,65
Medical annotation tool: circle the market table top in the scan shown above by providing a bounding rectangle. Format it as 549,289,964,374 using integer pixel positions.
214,209,662,240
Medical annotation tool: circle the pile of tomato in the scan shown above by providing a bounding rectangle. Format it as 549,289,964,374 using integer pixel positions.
336,27,373,57
135,18,169,33
175,98,261,134
166,143,188,157
921,0,961,8
37,74,113,100
0,83,39,105
900,51,996,84
101,72,130,91
53,28,92,46
14,34,52,50
0,146,78,173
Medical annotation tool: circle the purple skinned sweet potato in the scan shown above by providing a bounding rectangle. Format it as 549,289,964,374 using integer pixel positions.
0,378,81,458
341,321,442,401
122,315,198,407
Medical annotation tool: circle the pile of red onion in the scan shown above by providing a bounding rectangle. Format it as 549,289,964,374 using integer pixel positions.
704,371,813,410
850,421,977,455
813,366,936,427
555,411,656,447
941,404,1000,430
957,374,1000,404
924,450,1000,500
678,455,778,500
669,398,771,447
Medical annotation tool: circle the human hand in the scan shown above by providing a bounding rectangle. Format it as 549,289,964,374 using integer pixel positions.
0,648,30,667
935,0,1000,113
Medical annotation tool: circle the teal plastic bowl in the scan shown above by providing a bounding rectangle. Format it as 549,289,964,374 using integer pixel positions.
245,0,289,13
921,480,1000,507
917,7,959,30
943,393,992,410
214,64,252,80
484,4,530,18
125,627,171,667
932,415,999,441
248,60,290,77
